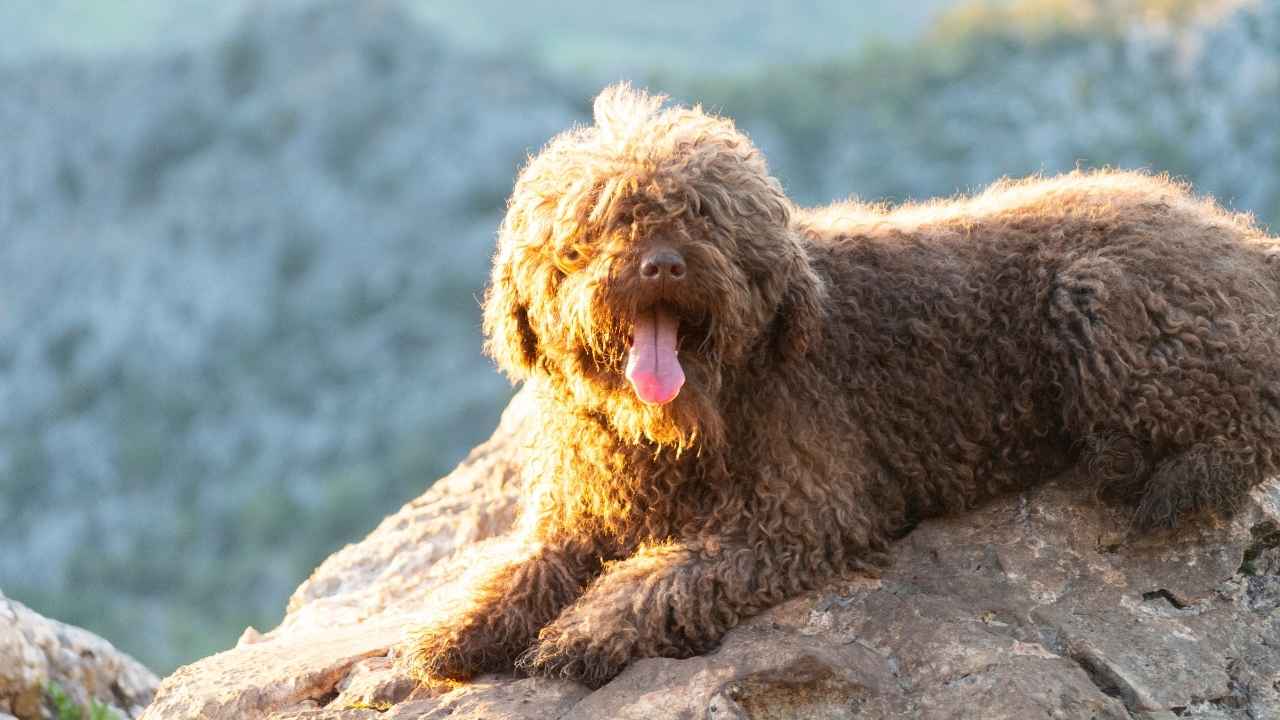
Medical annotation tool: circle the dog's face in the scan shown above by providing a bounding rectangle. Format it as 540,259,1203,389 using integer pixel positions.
483,85,823,450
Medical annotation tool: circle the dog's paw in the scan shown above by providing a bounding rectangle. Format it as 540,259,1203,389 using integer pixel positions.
405,620,506,682
515,621,631,689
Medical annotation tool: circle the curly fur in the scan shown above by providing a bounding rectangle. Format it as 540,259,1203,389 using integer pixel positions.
408,84,1280,688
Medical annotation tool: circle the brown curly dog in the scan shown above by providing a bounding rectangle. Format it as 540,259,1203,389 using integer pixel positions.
408,84,1280,688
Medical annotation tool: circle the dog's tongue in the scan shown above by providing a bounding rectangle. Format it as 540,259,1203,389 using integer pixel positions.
626,308,685,405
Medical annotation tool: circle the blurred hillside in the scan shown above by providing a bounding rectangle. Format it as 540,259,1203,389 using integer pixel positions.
2,1,946,75
0,1,577,672
698,0,1279,215
1,0,1277,675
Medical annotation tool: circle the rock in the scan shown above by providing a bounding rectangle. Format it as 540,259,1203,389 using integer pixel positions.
0,591,159,719
140,387,535,720
143,385,1280,719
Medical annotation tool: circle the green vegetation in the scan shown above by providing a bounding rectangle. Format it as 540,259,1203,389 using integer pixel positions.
680,0,1278,222
406,0,950,77
46,682,121,720
933,0,1213,41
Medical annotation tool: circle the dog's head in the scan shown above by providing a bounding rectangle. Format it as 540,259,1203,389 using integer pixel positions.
483,84,824,450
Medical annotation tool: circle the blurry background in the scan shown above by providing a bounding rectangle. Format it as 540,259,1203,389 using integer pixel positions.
0,0,1276,675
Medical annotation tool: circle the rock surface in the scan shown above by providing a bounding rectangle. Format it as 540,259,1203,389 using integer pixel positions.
0,592,159,719
143,385,1280,719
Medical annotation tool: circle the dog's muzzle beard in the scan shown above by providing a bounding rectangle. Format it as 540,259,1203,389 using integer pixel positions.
547,277,728,450
606,355,725,453
613,309,725,452
547,308,724,452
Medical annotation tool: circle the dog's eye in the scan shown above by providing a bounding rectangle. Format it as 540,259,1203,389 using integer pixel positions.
557,248,584,273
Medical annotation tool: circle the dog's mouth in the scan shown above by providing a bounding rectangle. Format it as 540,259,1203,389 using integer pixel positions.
625,304,686,405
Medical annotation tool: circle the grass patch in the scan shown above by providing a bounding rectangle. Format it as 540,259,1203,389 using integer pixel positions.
46,682,121,720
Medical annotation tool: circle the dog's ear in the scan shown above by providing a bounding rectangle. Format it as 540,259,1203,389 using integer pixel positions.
482,250,539,381
774,254,826,363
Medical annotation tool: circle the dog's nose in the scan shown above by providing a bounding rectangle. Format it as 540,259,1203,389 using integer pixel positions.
639,248,686,281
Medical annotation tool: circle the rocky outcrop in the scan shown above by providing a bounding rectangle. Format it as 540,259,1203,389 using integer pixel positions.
142,385,1280,719
0,592,158,720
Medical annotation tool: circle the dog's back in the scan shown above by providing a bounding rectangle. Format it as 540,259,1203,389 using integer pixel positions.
793,170,1280,527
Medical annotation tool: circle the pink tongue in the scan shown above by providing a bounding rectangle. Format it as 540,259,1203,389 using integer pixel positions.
625,308,685,405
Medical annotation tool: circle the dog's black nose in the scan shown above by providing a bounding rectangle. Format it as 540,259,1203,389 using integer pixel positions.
639,248,686,281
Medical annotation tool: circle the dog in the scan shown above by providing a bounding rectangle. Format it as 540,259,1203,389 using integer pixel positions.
408,84,1280,688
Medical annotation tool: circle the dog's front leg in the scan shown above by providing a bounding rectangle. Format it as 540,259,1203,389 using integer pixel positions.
407,538,601,682
517,536,815,688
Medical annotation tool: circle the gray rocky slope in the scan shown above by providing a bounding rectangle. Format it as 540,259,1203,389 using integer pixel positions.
142,386,1280,720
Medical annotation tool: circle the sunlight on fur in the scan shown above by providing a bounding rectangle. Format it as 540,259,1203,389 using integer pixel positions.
406,83,1280,688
